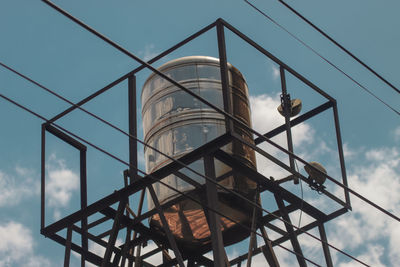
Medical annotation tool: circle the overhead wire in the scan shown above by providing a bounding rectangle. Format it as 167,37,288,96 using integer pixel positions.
0,92,323,267
0,60,370,267
243,0,400,116
276,0,400,95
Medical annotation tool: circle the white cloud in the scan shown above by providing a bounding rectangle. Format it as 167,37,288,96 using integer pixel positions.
0,221,51,267
393,126,400,142
46,154,79,208
0,166,39,207
139,44,158,62
343,143,355,160
271,64,280,81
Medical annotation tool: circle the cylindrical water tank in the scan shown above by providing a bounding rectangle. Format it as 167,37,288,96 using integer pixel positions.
141,56,257,248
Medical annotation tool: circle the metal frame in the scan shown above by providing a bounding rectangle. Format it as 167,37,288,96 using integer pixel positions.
40,14,350,267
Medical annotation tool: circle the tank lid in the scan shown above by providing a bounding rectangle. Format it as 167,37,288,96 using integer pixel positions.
142,56,239,87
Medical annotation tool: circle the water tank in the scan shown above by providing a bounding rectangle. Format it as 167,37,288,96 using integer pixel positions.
141,56,258,248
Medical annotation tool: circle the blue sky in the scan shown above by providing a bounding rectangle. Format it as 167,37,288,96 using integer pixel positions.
0,0,399,266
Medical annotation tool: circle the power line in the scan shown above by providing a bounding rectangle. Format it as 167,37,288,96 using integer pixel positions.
0,92,323,267
277,0,400,95
243,0,400,117
0,59,371,266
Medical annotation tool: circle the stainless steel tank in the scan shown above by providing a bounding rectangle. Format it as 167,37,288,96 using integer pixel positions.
141,56,257,248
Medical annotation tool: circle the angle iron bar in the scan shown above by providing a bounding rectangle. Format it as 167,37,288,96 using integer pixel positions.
264,222,288,236
217,20,234,133
140,247,163,261
45,123,86,151
128,75,138,181
87,215,110,229
259,204,299,225
325,207,348,222
41,124,46,229
80,149,88,267
254,101,333,144
271,220,320,247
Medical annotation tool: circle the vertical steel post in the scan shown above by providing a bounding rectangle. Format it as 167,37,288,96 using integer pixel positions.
128,74,139,267
280,66,298,184
318,224,333,267
41,124,46,230
64,226,73,267
204,154,228,267
128,75,138,182
80,149,88,267
134,190,146,267
332,103,351,208
121,171,132,267
217,20,234,134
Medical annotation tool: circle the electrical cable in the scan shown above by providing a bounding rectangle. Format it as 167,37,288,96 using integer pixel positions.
0,60,370,266
38,0,400,227
0,92,324,267
276,0,400,96
243,0,400,117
